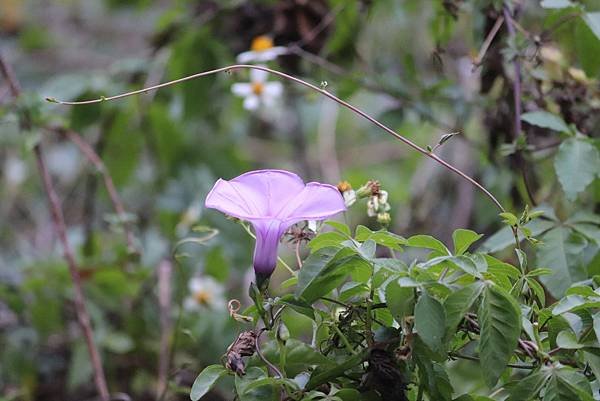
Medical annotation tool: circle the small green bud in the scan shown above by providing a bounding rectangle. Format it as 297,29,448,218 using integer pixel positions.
377,212,392,226
277,322,290,343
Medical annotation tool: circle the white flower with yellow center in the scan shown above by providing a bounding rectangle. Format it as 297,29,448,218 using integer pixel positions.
231,68,283,111
237,35,287,63
184,276,226,311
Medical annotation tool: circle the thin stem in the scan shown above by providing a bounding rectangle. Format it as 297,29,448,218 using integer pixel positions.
48,64,505,213
295,240,303,269
365,270,375,347
255,329,283,378
503,5,537,206
472,15,505,71
0,53,111,401
331,324,358,355
55,127,137,254
321,296,350,308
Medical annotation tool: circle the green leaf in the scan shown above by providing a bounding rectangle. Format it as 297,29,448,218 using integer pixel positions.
543,369,594,401
325,220,351,236
505,368,551,401
385,280,415,323
556,330,583,349
552,295,587,315
574,17,600,77
583,12,600,41
444,282,484,341
355,226,406,250
593,312,600,343
235,367,277,401
554,138,600,201
407,235,450,255
190,365,227,401
521,111,569,132
538,227,588,297
478,284,522,387
276,295,314,320
296,247,369,303
452,229,483,255
308,232,348,251
415,292,446,354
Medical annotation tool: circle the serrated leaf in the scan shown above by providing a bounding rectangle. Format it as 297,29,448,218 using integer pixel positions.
478,285,522,387
521,110,569,132
415,292,446,354
190,365,227,401
554,138,600,201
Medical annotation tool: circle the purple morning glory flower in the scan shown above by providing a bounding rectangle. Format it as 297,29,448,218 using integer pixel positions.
205,170,346,286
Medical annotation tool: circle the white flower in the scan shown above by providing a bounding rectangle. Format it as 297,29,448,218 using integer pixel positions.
236,35,287,63
184,276,226,311
231,68,283,111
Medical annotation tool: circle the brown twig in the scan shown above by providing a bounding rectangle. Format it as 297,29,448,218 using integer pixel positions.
472,15,505,71
55,127,137,254
0,52,111,401
47,64,505,213
503,6,537,206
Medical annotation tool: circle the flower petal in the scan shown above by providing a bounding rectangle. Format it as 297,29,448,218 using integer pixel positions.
205,170,305,220
189,277,203,292
277,182,346,224
262,82,283,105
250,68,269,83
236,50,256,63
231,83,252,97
243,95,260,110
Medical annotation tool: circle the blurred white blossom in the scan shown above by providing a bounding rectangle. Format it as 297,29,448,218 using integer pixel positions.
184,276,226,311
231,67,283,111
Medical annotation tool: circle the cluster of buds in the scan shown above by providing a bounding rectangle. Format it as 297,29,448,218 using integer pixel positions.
337,180,392,227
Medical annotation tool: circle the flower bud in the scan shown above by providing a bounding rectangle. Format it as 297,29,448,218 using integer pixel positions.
277,322,290,343
356,180,380,199
377,212,392,226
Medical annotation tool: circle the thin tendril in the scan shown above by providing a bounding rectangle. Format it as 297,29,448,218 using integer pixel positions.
47,64,505,213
